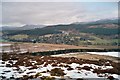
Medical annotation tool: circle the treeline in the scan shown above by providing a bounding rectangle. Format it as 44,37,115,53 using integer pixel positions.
5,27,61,36
32,48,120,56
81,28,119,35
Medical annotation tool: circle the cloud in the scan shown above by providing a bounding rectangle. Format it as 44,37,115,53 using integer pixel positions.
1,2,118,26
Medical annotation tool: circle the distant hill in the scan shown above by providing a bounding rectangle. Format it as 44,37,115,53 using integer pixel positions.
21,25,45,30
1,24,45,31
72,18,118,25
2,19,119,36
1,26,18,31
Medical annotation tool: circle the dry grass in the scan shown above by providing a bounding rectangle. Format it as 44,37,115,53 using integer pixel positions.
1,42,97,53
53,52,120,63
1,42,118,53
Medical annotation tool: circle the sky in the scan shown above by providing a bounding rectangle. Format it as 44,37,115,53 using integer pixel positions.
1,0,120,2
0,1,118,26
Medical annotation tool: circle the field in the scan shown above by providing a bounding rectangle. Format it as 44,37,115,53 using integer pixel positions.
1,42,119,54
4,32,119,46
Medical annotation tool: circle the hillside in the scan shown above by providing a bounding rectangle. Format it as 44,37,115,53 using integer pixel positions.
2,19,118,36
1,19,119,46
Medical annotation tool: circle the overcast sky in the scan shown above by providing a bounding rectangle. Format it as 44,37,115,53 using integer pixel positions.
1,0,120,2
1,2,118,26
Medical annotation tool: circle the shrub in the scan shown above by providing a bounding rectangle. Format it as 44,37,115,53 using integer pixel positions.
40,76,55,80
35,72,42,78
50,68,65,76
